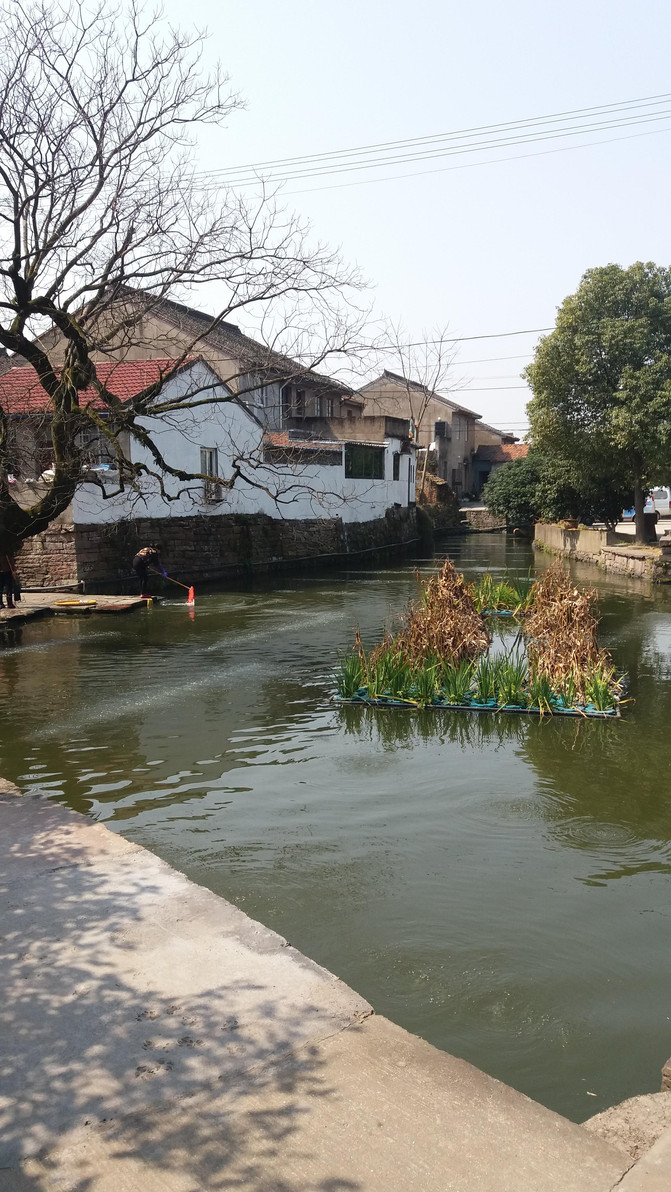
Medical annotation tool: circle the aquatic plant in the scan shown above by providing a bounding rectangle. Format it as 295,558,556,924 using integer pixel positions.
524,562,608,698
440,659,474,704
473,654,498,702
412,659,440,706
556,673,578,709
471,570,534,615
584,662,617,711
337,650,366,698
495,654,528,707
527,670,558,714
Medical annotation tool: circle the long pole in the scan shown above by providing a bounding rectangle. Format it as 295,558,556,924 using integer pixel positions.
150,568,190,591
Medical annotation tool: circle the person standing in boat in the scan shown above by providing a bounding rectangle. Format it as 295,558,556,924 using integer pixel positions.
132,544,166,596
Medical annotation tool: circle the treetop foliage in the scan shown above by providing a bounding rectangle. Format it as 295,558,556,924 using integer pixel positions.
526,261,671,493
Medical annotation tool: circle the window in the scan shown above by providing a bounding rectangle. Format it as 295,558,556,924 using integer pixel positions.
77,428,117,470
282,384,294,420
392,452,401,481
314,393,335,418
201,447,222,502
344,444,385,480
282,384,306,419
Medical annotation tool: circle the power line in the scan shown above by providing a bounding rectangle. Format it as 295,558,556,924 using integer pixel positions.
455,353,532,365
386,327,552,349
286,122,671,196
204,92,671,184
213,110,671,186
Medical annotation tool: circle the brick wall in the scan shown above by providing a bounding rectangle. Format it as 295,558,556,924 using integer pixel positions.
16,508,418,590
17,525,79,587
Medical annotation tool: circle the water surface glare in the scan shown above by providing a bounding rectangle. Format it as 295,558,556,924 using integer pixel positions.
2,533,670,1122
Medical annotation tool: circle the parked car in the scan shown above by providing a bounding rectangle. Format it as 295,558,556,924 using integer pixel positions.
622,487,671,520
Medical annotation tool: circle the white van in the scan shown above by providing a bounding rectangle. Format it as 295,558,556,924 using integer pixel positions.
650,487,671,516
622,487,671,520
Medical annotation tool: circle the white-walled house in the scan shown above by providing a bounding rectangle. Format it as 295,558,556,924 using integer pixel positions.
67,359,414,525
2,357,417,587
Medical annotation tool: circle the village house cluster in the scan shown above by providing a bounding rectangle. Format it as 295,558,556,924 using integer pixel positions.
0,290,525,588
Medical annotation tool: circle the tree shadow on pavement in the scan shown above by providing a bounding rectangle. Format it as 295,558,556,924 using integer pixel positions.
0,797,364,1191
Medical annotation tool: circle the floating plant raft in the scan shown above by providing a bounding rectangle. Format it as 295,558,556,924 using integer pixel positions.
336,560,626,719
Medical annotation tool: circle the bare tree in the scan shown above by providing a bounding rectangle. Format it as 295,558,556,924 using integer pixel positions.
382,324,458,440
0,0,364,551
361,325,460,498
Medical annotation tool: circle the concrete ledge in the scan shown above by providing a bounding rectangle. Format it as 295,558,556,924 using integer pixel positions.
584,1092,671,1160
616,1126,671,1191
0,795,631,1191
534,524,671,583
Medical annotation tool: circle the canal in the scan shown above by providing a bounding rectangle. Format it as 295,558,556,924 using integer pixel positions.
1,533,670,1123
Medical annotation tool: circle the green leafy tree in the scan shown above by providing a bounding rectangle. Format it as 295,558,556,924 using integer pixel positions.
482,456,540,526
482,451,631,529
526,262,671,544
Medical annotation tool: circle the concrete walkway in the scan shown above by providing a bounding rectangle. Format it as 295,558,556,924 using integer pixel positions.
0,593,154,625
0,788,638,1191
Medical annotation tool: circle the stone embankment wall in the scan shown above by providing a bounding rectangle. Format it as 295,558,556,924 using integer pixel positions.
17,507,418,590
534,522,671,583
462,508,506,532
17,525,78,588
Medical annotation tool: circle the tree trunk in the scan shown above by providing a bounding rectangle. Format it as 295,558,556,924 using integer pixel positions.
633,484,653,545
419,446,429,502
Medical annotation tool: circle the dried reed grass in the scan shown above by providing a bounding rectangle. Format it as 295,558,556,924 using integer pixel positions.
524,562,610,697
388,557,490,667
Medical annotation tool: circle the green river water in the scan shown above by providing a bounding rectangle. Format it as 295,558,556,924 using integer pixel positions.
1,533,670,1122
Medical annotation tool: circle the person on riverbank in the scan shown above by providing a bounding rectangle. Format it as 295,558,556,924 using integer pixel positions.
0,552,19,609
132,545,167,596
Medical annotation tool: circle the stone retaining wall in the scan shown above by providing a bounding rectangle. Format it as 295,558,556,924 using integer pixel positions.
17,525,78,588
462,508,506,532
17,507,418,590
533,522,671,583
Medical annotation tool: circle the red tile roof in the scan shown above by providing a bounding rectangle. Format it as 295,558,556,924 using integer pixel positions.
0,358,195,414
475,442,529,463
263,430,342,451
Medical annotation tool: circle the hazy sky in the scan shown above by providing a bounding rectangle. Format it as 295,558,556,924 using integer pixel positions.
161,0,671,433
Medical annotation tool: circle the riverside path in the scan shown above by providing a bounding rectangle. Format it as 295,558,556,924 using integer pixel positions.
0,784,636,1192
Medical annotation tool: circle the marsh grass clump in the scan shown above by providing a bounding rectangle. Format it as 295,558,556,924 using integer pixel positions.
473,654,499,702
393,558,490,666
336,649,366,698
524,562,612,700
527,669,558,714
336,558,624,716
471,571,534,615
440,658,474,705
495,653,528,707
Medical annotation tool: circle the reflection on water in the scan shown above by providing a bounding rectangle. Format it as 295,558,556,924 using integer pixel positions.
1,534,671,1122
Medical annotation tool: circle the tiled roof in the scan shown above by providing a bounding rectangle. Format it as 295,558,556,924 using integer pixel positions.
263,430,342,451
0,358,196,413
475,442,529,463
475,420,518,441
121,288,354,396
